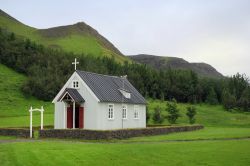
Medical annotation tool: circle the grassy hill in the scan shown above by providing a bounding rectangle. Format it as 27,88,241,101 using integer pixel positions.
129,54,223,78
0,9,127,62
0,64,53,127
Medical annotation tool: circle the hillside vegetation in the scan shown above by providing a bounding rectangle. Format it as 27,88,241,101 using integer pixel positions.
147,99,250,127
0,64,53,127
129,54,223,78
0,9,127,62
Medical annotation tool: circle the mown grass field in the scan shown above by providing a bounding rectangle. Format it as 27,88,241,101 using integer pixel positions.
0,140,250,166
124,127,250,142
1,64,250,165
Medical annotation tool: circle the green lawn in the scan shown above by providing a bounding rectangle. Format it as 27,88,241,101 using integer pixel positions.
0,140,250,166
0,136,16,140
0,114,53,128
124,127,250,142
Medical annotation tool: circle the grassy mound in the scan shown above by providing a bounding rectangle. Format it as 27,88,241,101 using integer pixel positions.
0,64,53,127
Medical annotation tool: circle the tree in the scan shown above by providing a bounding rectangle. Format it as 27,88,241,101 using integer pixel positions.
186,106,197,124
152,106,164,124
237,87,250,112
228,73,249,100
166,99,180,124
222,89,237,110
206,88,218,105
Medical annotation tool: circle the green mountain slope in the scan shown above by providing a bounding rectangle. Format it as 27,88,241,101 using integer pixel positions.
0,64,53,127
129,54,223,78
0,9,127,62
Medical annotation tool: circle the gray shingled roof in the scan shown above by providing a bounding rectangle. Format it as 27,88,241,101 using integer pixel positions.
58,88,85,103
76,70,147,104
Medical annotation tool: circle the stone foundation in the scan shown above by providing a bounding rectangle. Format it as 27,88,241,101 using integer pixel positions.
0,128,32,138
39,125,204,140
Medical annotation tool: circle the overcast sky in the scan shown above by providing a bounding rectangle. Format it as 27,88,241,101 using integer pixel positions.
1,0,250,77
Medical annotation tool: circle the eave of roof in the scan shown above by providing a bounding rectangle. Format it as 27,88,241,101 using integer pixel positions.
58,88,85,103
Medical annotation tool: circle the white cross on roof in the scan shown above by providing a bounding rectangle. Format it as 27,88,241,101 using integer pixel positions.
72,58,79,70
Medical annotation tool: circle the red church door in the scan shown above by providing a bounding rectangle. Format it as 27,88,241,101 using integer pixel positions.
67,107,73,128
79,107,84,128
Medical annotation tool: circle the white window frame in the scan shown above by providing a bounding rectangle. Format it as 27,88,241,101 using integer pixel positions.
134,105,139,119
122,105,127,119
108,104,114,120
72,80,79,89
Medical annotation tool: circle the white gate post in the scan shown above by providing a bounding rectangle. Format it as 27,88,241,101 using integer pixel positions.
41,106,44,130
29,106,33,138
29,106,45,138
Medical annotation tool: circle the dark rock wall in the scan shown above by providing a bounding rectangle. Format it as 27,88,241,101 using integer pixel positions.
39,125,204,140
0,128,32,138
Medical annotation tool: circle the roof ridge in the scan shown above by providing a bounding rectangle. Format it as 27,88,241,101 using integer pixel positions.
76,70,122,79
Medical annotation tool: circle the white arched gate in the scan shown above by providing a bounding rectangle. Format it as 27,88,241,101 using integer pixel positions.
29,106,44,138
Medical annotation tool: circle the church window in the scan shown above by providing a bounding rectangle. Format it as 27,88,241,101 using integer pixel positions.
72,80,79,88
108,104,114,119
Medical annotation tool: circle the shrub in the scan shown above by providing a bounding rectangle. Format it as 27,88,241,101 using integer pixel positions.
205,88,218,105
186,106,197,124
152,106,164,124
237,88,250,112
222,89,237,110
166,99,180,124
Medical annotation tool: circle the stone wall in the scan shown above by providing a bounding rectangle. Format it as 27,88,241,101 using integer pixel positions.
39,125,204,140
0,128,32,138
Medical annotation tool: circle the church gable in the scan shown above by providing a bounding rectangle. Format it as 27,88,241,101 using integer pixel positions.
52,72,99,103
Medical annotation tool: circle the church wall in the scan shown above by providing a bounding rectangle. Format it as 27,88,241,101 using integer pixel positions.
98,103,146,130
54,102,65,129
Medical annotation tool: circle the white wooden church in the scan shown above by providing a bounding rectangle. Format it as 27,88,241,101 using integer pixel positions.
52,59,147,130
